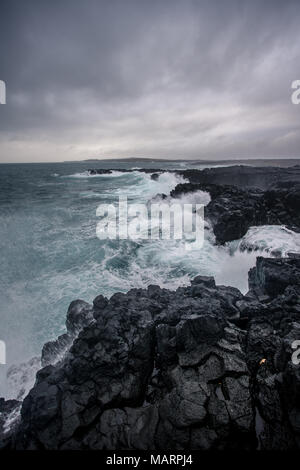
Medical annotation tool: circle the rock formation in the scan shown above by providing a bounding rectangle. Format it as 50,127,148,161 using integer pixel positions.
1,165,300,450
170,181,300,244
0,258,299,450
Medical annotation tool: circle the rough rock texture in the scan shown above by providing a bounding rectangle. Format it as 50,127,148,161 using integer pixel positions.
0,399,21,449
0,258,299,450
1,165,300,450
41,299,94,367
6,357,41,401
179,165,300,190
88,164,300,190
170,181,300,243
249,257,300,297
88,168,164,175
89,165,300,244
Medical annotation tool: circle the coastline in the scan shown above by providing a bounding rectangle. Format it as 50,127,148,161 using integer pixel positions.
1,163,300,450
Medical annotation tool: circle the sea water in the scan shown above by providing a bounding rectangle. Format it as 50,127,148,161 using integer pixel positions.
0,160,299,398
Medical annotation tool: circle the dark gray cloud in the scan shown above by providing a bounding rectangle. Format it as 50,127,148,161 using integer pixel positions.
0,0,300,162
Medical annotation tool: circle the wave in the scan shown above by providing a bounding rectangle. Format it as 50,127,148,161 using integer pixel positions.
62,170,126,178
1,402,21,436
3,167,300,400
4,224,287,400
214,225,300,292
6,357,41,401
159,189,211,206
113,171,187,202
237,225,300,257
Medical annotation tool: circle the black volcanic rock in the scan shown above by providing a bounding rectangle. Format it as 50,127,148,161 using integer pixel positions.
249,257,300,297
2,165,300,451
204,186,265,243
191,275,216,288
0,399,21,449
1,258,299,450
87,164,300,190
171,183,265,243
244,259,300,449
66,299,94,336
87,169,113,175
41,300,94,367
88,165,300,191
170,181,300,244
88,168,165,175
180,165,300,190
87,165,300,244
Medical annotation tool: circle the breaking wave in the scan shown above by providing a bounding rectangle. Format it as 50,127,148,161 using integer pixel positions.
237,225,300,257
62,170,125,178
1,164,300,400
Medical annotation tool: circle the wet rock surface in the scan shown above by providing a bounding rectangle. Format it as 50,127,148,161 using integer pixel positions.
88,168,164,175
179,165,300,190
1,165,300,450
89,165,300,244
88,164,300,191
171,181,300,243
0,399,21,449
0,258,299,450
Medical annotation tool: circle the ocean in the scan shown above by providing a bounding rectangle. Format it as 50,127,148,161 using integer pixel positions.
1,160,300,398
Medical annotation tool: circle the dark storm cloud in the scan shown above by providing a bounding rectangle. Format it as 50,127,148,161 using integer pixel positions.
0,0,300,162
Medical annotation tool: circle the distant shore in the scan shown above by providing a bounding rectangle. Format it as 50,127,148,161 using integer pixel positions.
82,157,300,168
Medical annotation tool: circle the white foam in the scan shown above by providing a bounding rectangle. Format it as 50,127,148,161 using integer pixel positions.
170,189,211,206
6,357,41,401
237,225,300,257
4,169,300,401
214,225,300,292
63,170,125,178
2,403,21,435
114,171,187,202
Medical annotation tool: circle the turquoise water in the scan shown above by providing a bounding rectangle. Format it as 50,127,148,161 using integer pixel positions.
1,160,299,397
0,161,206,378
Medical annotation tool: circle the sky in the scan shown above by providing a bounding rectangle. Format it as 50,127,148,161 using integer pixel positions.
0,0,300,163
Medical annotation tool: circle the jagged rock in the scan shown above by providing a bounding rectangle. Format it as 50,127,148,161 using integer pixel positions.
41,299,94,368
6,357,41,401
87,165,300,191
191,275,216,288
179,165,300,190
88,168,164,176
1,166,300,451
8,282,254,449
87,166,300,244
170,180,300,244
66,299,94,336
0,399,21,449
82,405,159,450
1,258,299,450
249,257,300,297
41,334,72,367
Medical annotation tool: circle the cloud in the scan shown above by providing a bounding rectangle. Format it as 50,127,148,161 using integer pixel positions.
0,0,300,162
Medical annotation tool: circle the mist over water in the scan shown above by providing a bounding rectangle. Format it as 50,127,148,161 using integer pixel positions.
0,160,299,398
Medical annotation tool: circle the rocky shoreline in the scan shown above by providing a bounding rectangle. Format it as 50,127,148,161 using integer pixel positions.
0,165,300,450
88,163,300,190
171,181,300,244
1,257,299,450
89,165,300,244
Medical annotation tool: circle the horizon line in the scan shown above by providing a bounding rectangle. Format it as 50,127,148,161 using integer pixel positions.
1,156,300,165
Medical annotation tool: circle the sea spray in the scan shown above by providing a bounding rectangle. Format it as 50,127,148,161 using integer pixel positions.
1,162,300,400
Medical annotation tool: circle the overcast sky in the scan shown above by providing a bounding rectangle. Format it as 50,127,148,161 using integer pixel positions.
0,0,300,163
